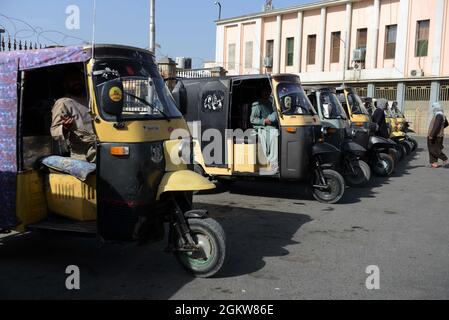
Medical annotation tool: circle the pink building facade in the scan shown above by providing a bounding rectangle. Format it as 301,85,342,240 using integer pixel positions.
215,0,449,127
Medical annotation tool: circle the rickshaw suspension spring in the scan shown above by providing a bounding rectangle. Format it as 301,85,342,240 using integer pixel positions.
172,199,199,250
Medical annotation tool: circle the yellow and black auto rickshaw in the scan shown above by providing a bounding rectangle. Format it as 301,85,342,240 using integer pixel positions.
172,74,346,204
0,45,225,278
337,86,398,176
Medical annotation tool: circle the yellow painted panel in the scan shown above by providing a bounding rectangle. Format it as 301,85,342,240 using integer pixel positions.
46,174,97,221
15,171,48,232
234,143,257,173
157,170,215,200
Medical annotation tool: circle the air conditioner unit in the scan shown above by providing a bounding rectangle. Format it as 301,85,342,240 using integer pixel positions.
410,69,424,77
353,48,366,62
263,56,273,68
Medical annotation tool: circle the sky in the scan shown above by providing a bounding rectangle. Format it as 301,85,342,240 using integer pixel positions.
1,0,310,67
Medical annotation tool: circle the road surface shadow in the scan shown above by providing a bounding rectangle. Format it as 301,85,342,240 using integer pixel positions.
0,205,310,299
338,147,422,204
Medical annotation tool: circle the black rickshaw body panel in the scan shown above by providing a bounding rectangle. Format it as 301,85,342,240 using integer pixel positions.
342,140,367,157
280,125,319,181
368,135,396,150
96,142,165,241
177,77,231,168
352,128,370,150
323,127,346,150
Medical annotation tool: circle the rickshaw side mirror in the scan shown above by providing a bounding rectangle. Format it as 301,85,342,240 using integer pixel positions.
172,81,187,115
100,79,124,116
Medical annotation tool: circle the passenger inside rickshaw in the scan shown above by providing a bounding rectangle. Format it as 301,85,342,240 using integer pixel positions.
21,62,96,180
229,78,279,173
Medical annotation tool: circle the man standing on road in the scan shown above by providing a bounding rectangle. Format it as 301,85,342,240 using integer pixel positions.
427,102,448,168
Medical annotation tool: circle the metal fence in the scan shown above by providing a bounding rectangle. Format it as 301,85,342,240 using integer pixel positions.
176,68,213,78
352,85,368,97
439,82,449,101
375,85,397,101
0,36,46,52
405,83,431,101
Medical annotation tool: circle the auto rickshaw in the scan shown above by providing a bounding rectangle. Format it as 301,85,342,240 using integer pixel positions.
0,45,226,278
336,86,397,176
305,87,371,187
389,101,418,152
172,74,346,204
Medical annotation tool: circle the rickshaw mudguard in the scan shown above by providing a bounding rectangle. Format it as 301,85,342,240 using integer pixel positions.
342,140,367,156
156,170,215,200
312,142,341,156
368,136,396,149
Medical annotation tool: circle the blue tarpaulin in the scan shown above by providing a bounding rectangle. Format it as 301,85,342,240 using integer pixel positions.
0,46,91,229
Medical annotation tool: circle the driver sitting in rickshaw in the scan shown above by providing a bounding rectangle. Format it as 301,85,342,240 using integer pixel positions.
250,86,279,174
50,67,96,163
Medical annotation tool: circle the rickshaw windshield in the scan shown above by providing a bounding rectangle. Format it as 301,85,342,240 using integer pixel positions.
277,82,316,115
319,92,347,120
93,59,182,120
348,93,369,115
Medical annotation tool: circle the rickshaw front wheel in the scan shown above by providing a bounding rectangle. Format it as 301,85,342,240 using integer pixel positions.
312,169,345,204
175,218,226,278
345,160,371,187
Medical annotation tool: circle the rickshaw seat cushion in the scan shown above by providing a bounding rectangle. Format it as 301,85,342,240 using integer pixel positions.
41,156,96,181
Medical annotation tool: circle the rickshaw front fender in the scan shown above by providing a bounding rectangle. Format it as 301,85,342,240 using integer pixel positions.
156,170,215,200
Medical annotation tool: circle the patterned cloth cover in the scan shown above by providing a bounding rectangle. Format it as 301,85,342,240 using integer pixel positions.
41,156,96,181
0,46,91,229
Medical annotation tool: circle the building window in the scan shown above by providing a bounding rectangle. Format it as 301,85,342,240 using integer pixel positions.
307,35,316,65
245,41,253,69
266,40,274,59
228,43,236,70
384,25,397,59
356,28,368,50
331,32,341,63
416,20,430,57
286,37,294,67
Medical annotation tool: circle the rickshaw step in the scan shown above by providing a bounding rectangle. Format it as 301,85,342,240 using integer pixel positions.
27,218,97,236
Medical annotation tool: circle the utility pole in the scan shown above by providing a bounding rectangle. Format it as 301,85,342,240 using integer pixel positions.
214,2,222,21
149,0,156,53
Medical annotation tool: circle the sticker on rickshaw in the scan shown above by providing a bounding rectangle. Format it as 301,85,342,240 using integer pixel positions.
109,86,123,102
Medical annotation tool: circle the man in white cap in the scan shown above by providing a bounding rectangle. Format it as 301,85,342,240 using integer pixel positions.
427,102,448,168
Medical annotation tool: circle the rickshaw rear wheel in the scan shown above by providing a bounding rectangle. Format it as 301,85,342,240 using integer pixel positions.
409,138,418,151
312,169,345,204
400,141,412,155
175,218,226,278
345,160,371,187
372,153,395,176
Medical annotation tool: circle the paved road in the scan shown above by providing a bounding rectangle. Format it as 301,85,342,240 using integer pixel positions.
1,137,449,299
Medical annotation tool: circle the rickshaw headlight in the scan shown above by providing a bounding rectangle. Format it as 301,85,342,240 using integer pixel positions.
178,138,192,165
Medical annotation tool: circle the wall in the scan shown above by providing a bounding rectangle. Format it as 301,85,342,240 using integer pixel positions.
405,0,437,77
377,0,400,69
301,9,321,72
280,13,299,73
324,5,346,72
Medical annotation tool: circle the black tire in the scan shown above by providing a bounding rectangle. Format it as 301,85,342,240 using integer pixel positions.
217,178,235,188
409,138,418,151
395,143,405,161
312,169,345,204
400,141,411,155
345,160,371,187
372,153,395,177
389,148,400,166
175,218,226,278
